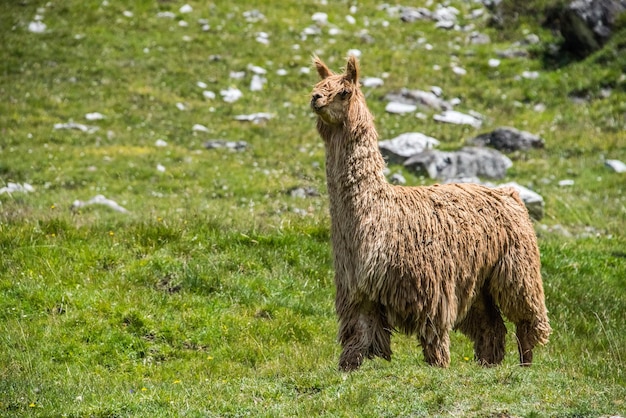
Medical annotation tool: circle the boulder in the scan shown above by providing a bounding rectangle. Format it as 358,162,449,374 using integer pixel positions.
378,133,440,164
404,147,512,180
469,127,545,152
497,182,545,220
560,0,626,56
385,88,452,111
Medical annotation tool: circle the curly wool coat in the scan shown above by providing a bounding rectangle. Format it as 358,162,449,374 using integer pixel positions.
311,55,551,371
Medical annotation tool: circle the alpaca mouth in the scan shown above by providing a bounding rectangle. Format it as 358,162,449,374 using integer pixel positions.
311,99,324,112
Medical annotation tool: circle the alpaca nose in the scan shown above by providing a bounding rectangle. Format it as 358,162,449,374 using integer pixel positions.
311,93,323,110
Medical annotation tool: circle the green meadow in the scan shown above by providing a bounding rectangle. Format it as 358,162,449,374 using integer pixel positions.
1,1,624,416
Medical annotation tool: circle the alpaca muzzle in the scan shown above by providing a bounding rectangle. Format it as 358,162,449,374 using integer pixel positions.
311,93,324,111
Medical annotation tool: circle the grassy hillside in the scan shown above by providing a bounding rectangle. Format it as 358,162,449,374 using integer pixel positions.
1,1,624,416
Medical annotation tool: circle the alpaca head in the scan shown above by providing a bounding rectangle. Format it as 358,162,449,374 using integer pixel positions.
311,55,360,125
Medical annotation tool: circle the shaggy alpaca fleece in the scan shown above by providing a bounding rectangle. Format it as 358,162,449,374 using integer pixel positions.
311,55,551,371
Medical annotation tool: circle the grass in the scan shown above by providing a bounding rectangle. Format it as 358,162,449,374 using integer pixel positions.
1,0,625,416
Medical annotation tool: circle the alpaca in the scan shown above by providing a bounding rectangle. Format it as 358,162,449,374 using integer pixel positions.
310,55,551,371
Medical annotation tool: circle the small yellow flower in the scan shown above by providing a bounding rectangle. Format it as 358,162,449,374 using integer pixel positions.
173,379,181,384
464,356,470,361
50,204,56,209
207,356,214,361
109,231,114,236
141,387,148,392
29,402,36,408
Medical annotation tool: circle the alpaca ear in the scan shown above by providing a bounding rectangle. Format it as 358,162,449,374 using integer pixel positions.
345,55,359,84
313,55,333,79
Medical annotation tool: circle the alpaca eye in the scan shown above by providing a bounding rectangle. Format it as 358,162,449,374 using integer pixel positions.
339,89,350,99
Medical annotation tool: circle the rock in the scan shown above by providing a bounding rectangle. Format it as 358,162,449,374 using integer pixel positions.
28,21,47,33
404,147,512,180
385,102,417,114
498,182,545,220
452,65,467,75
311,12,328,25
179,4,193,13
385,88,452,111
71,195,129,213
433,110,482,128
53,121,99,134
243,9,265,23
249,75,266,91
192,124,210,132
496,48,529,58
220,87,243,103
0,182,35,195
436,20,455,29
469,127,545,152
468,32,491,44
362,77,384,87
560,0,626,57
558,179,575,186
399,7,432,22
521,70,540,79
288,186,319,198
234,113,273,123
605,159,626,173
204,140,248,151
389,173,407,185
378,132,440,164
85,112,105,121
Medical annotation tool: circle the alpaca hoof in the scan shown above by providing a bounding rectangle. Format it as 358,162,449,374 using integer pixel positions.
339,352,363,372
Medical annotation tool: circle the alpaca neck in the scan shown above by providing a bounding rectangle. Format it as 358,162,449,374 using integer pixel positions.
317,98,389,209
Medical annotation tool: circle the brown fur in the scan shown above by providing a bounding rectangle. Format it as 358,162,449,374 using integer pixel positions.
311,55,551,371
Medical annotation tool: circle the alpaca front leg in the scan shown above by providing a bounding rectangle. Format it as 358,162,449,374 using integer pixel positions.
338,314,370,371
420,328,451,367
337,302,391,371
455,292,507,366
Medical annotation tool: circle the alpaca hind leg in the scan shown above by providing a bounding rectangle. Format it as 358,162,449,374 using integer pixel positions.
456,292,506,366
420,324,451,367
516,320,537,366
490,259,552,367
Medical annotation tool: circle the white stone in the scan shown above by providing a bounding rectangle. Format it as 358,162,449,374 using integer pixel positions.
605,159,626,173
220,87,243,103
85,112,105,121
433,110,482,128
452,65,467,76
312,12,328,24
362,77,384,88
385,102,417,114
28,21,46,33
157,11,176,18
